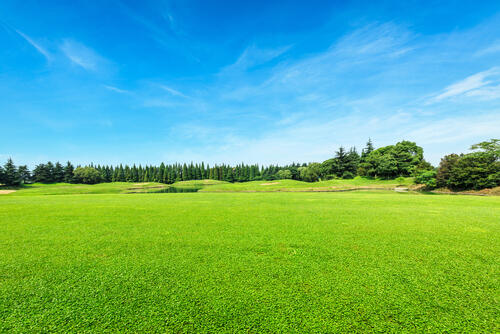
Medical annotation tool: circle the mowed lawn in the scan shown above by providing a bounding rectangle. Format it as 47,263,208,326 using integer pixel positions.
0,192,498,332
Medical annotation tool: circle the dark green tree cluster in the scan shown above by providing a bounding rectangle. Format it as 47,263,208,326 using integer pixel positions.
357,140,428,179
0,158,29,186
320,146,360,179
32,162,72,183
434,139,500,190
2,139,498,191
25,161,301,185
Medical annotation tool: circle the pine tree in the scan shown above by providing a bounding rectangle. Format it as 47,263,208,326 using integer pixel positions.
361,139,375,160
118,165,125,182
200,162,206,179
158,163,165,183
3,158,21,186
0,165,5,185
45,162,55,183
18,165,31,184
64,161,75,183
225,168,235,182
53,162,65,182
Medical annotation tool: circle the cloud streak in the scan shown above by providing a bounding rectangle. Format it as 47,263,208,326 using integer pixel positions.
104,85,131,94
431,67,500,102
60,39,107,71
158,84,190,99
15,29,51,61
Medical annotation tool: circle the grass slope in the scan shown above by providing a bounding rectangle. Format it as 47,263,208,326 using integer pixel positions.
0,191,498,332
174,176,413,192
203,177,412,192
3,182,168,196
2,177,413,196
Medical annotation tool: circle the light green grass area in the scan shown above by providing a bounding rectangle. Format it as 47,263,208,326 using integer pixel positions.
3,182,168,196
188,176,413,192
3,177,414,196
0,191,498,332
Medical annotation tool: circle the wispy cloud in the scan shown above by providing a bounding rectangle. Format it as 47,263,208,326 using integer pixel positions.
15,29,51,61
474,40,500,57
158,84,189,99
221,44,291,75
333,22,413,58
104,85,131,94
60,39,107,71
431,67,500,102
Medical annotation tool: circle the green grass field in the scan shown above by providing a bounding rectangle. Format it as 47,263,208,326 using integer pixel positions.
3,177,414,197
0,186,499,332
193,177,414,192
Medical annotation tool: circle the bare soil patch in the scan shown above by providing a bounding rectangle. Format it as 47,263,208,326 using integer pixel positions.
0,190,16,194
260,182,279,186
432,186,500,196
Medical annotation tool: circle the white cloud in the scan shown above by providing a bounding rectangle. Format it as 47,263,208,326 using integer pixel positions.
474,40,500,57
465,84,500,100
104,85,131,94
333,22,412,57
60,39,107,71
162,111,500,166
15,29,51,61
220,44,291,75
432,67,500,102
158,84,189,98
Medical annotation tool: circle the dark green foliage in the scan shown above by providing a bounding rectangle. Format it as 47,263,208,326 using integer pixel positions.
320,147,359,179
3,138,496,188
358,141,424,179
470,138,499,159
412,160,434,176
2,158,21,186
73,167,102,184
436,139,500,190
447,152,499,190
64,162,75,183
361,138,374,160
436,154,461,188
415,170,437,189
342,171,355,179
53,162,65,183
33,162,55,183
17,165,31,184
299,163,321,182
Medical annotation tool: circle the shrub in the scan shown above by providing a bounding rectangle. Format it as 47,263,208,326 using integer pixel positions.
414,170,437,189
395,176,406,185
342,171,355,179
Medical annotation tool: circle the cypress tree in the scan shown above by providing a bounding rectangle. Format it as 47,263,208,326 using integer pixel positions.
118,164,125,182
200,162,206,179
182,164,188,181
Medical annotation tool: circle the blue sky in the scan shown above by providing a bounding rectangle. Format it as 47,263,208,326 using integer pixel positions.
1,0,500,167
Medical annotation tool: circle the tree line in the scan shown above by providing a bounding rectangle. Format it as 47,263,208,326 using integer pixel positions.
1,138,498,191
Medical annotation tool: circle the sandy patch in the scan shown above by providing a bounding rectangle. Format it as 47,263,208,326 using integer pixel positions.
0,190,16,194
260,182,279,186
133,183,150,186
